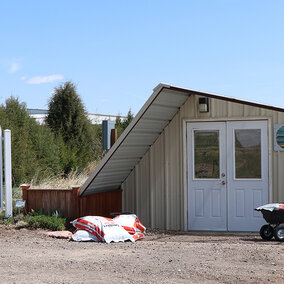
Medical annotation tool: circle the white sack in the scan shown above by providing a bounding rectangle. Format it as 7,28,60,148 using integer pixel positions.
71,229,100,242
71,216,134,243
113,214,146,235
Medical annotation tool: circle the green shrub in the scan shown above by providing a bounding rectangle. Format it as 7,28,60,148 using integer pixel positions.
23,215,66,231
29,208,44,216
0,218,16,226
0,211,16,225
0,208,67,230
51,209,63,218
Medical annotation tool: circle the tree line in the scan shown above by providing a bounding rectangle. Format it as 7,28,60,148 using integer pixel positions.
0,81,133,186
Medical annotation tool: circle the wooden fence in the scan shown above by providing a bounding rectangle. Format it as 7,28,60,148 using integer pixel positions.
21,185,122,219
80,190,122,217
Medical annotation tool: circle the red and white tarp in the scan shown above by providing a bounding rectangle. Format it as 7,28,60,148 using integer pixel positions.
71,214,146,243
113,214,146,235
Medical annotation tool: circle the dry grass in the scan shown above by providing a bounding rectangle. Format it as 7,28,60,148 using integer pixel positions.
30,161,98,189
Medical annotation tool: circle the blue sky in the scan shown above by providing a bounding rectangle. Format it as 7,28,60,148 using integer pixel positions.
1,1,284,115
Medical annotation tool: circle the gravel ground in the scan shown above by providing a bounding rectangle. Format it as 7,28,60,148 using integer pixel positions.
0,225,284,283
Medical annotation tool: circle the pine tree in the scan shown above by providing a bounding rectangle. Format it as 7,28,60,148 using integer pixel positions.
0,97,64,185
115,109,134,137
46,81,96,173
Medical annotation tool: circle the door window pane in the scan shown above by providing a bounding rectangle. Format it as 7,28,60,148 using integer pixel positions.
194,130,219,179
235,129,261,179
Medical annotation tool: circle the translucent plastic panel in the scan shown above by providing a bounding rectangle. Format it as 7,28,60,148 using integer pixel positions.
194,130,219,179
235,129,261,179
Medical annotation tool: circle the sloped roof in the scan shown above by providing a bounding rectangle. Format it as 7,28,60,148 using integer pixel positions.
80,83,284,196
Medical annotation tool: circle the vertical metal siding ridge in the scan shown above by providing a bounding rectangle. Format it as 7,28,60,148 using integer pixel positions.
80,83,172,196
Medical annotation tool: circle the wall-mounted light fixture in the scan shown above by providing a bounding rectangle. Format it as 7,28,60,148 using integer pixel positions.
199,97,209,113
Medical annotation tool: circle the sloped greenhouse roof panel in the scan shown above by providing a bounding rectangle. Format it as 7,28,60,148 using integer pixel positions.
80,83,191,196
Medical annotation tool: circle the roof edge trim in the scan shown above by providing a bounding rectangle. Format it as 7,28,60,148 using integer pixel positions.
168,85,284,112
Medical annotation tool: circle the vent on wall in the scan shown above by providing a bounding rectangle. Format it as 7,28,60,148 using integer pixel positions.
274,124,284,151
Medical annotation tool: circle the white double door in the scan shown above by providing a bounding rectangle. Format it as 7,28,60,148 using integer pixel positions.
187,120,268,231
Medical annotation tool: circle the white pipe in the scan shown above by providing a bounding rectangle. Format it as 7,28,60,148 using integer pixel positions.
0,127,2,211
4,130,12,218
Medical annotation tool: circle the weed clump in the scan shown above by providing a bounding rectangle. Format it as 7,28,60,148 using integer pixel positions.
0,209,67,231
24,215,66,231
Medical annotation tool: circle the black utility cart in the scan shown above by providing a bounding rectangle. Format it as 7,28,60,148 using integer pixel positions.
255,204,284,242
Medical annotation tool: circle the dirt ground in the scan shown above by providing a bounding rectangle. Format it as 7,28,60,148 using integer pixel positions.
0,226,284,283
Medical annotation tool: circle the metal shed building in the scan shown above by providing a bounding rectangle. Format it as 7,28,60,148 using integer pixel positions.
80,83,284,232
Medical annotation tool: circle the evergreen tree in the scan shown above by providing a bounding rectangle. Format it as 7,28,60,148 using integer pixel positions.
115,109,134,137
0,97,63,185
29,123,64,178
46,81,96,173
0,97,38,185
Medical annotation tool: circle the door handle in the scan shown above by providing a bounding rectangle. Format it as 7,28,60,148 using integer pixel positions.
220,180,226,185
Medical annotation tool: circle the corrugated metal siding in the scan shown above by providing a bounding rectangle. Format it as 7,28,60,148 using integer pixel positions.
122,93,284,230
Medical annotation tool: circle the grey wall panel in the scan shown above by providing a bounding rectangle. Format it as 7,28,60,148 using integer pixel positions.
150,133,166,229
122,170,136,214
122,92,284,230
211,98,228,118
227,101,244,117
167,113,182,230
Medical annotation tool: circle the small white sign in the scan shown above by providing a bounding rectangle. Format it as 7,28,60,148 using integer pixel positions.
15,200,26,208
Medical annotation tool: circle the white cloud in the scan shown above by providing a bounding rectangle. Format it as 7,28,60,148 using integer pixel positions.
8,60,21,73
21,76,27,81
26,74,64,84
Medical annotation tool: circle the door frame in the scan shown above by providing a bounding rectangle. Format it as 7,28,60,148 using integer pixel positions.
187,121,227,231
182,117,272,231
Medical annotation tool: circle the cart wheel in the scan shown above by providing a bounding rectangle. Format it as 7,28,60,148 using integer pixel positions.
274,224,284,242
260,224,274,240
